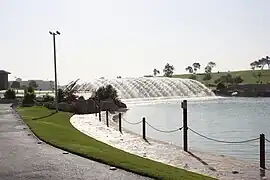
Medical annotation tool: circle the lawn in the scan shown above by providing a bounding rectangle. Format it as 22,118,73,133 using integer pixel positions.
17,106,214,180
173,69,270,85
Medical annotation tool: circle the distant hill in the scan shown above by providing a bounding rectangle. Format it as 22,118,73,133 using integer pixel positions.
173,70,270,85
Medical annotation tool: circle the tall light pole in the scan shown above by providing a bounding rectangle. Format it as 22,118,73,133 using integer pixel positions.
49,31,60,112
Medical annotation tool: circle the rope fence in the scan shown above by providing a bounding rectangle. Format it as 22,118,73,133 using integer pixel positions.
145,121,183,133
122,116,182,133
188,128,260,144
122,117,142,125
98,99,270,172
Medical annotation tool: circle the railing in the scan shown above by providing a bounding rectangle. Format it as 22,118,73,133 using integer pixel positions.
97,100,270,172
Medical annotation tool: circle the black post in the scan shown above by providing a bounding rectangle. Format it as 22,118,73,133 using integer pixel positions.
182,100,188,152
106,110,109,127
142,117,146,140
260,133,265,169
119,113,122,133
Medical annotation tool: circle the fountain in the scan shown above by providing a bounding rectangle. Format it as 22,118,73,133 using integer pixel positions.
77,77,215,99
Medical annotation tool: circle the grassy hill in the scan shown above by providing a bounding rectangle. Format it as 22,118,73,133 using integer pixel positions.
173,70,270,86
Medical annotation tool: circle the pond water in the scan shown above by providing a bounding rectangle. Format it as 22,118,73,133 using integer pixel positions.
122,97,270,167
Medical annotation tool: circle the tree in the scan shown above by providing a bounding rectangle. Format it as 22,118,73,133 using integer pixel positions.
266,56,270,69
208,61,216,68
185,66,193,74
153,68,160,76
250,61,259,70
163,63,174,77
204,61,216,76
258,58,267,70
28,80,38,89
11,81,20,89
95,85,118,101
253,71,262,83
192,62,201,74
233,76,244,84
204,65,212,74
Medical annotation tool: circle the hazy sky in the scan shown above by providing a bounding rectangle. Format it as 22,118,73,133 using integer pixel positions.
1,0,270,84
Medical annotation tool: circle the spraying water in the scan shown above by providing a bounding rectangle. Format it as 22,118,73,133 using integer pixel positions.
77,77,215,99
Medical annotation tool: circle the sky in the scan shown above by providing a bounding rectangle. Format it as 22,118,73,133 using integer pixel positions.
1,0,270,85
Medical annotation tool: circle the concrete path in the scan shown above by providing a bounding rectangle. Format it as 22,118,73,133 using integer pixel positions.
0,104,151,180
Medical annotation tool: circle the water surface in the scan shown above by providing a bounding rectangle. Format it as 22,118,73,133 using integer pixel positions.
122,97,270,166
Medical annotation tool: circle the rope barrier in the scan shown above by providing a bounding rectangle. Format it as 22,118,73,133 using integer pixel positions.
266,138,270,143
122,117,142,125
145,121,183,133
189,128,260,144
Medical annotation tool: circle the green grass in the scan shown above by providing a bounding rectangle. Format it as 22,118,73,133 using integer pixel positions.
173,69,270,85
17,106,214,180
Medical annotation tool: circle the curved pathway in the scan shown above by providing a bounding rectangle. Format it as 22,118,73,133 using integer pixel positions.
0,104,151,180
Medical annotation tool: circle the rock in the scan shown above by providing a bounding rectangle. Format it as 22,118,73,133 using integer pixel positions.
114,99,127,109
232,170,239,174
74,99,98,114
100,99,119,111
109,167,117,171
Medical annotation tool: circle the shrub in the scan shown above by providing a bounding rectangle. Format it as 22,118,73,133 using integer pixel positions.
58,89,65,102
22,87,36,106
43,94,54,102
4,89,16,99
22,93,35,106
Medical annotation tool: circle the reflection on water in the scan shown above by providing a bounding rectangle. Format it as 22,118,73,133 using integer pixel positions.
123,97,270,166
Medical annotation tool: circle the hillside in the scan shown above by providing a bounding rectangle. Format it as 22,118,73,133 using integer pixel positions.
173,70,270,85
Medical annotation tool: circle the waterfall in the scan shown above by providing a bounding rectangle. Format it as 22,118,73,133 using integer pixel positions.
78,77,215,99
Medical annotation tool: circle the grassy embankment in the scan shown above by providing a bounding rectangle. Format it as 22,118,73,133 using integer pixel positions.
173,69,270,86
17,106,214,180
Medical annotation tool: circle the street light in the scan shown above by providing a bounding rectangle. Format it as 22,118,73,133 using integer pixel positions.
49,31,61,112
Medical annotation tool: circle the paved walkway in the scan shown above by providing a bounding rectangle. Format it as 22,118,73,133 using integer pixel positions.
0,104,151,180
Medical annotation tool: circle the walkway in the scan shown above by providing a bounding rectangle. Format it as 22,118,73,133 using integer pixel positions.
0,104,151,180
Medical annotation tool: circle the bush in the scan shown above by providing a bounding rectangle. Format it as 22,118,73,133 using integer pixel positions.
58,89,65,102
43,94,54,102
22,93,35,106
4,89,16,99
22,87,36,106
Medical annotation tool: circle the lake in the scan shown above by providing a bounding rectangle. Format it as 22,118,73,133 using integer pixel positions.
122,97,270,167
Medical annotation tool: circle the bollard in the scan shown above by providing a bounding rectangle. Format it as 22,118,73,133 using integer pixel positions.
106,110,109,127
98,109,101,122
142,117,146,140
182,100,188,152
119,113,122,133
260,133,265,169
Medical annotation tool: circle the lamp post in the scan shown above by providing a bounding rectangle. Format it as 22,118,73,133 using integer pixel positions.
49,31,60,112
